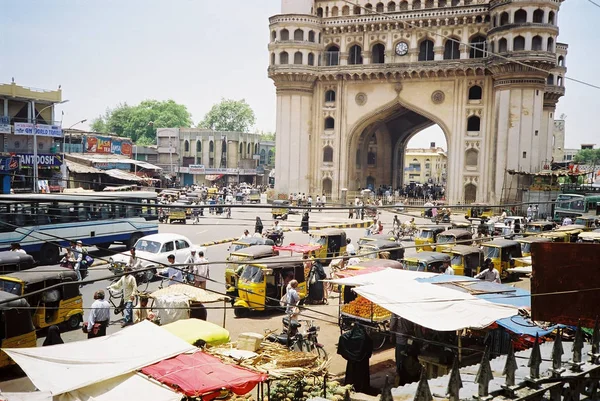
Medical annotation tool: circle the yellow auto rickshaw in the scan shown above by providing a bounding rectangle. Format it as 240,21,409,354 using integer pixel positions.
167,207,187,224
0,266,83,330
574,215,599,231
415,226,446,251
523,221,556,236
539,231,569,243
480,239,523,279
225,245,278,300
358,239,405,261
451,221,472,232
248,189,261,203
442,245,483,277
516,236,551,257
578,231,600,244
0,290,37,368
357,233,399,245
233,255,307,317
551,225,585,243
228,236,275,254
465,203,494,220
272,200,290,220
435,229,473,252
402,252,451,273
309,228,347,262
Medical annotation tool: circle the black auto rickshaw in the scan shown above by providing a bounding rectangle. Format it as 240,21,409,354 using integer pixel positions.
225,245,279,300
0,290,37,368
435,229,473,252
357,233,399,245
0,266,83,330
272,200,290,220
358,239,404,261
309,228,347,263
228,237,276,253
441,245,483,277
523,221,556,236
0,251,35,274
415,226,446,251
465,203,494,220
402,252,451,273
233,255,307,317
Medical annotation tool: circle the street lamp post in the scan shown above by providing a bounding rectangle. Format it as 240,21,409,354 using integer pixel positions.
61,119,86,190
31,100,69,193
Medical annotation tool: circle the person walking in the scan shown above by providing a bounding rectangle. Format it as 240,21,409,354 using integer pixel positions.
255,217,264,235
285,280,300,319
184,248,200,283
86,290,110,338
166,254,183,286
307,259,326,304
108,266,137,327
301,212,310,233
194,251,210,289
73,240,84,281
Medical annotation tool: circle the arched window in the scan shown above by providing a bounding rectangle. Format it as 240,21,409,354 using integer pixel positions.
270,53,275,65
418,39,434,61
489,41,495,54
342,5,350,15
325,45,340,66
439,0,447,6
280,29,289,41
493,15,498,27
532,36,543,51
469,35,487,58
294,51,303,64
376,2,384,12
425,0,434,8
280,51,289,64
469,85,483,100
365,3,373,13
443,38,460,60
533,9,544,23
372,43,385,64
356,149,361,167
254,143,258,154
271,31,276,41
465,148,478,166
324,117,335,130
367,150,376,166
317,7,323,17
498,38,508,53
325,90,336,102
331,6,339,16
547,75,554,85
308,52,315,66
548,11,555,25
547,37,554,52
354,5,361,14
222,140,227,153
239,143,243,154
294,29,303,41
467,116,481,131
247,143,251,154
348,44,363,64
322,178,332,195
260,149,266,165
399,1,408,10
323,146,334,162
388,1,396,11
451,0,459,5
557,76,563,86
209,141,214,153
268,149,274,165
513,36,525,51
499,12,509,26
308,31,315,42
413,0,422,9
184,140,190,152
514,9,527,24
558,56,564,67
196,141,201,152
464,184,477,203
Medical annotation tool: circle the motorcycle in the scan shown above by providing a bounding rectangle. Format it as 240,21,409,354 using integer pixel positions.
60,256,89,280
266,317,327,358
432,212,451,224
265,230,284,246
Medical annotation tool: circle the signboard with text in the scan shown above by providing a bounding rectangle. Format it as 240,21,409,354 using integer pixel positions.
14,123,63,137
188,164,205,174
0,156,19,172
17,153,63,167
84,135,133,156
0,116,10,134
93,162,131,170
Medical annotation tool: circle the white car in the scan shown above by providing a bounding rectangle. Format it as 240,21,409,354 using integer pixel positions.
109,233,204,277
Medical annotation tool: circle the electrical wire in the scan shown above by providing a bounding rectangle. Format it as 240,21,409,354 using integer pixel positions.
587,0,600,9
336,0,600,90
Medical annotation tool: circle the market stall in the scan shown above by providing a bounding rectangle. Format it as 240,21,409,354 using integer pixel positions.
162,318,230,347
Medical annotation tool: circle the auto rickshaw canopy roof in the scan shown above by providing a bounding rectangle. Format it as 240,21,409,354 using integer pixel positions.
151,284,229,303
359,233,398,243
2,266,78,285
230,245,277,259
271,200,290,206
309,228,347,236
0,289,31,309
231,237,275,246
359,239,403,250
579,231,600,240
248,255,305,270
348,259,403,270
437,229,473,239
273,244,322,254
525,221,555,227
481,239,520,248
553,225,585,233
403,251,451,264
446,245,483,256
0,251,35,267
516,236,552,244
420,226,447,234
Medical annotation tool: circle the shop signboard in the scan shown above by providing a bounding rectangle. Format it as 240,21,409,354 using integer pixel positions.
0,116,10,134
93,162,131,170
17,153,63,167
188,165,205,174
111,138,123,155
0,156,19,172
14,123,63,137
85,135,113,154
121,141,133,157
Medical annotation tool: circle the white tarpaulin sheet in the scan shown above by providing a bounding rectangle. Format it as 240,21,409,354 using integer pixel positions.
3,321,195,396
153,294,191,325
327,268,436,287
0,393,51,401
55,373,181,401
353,279,518,331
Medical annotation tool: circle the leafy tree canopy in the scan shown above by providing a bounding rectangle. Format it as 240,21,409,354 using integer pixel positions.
573,148,600,164
198,99,256,132
90,100,193,144
259,131,276,141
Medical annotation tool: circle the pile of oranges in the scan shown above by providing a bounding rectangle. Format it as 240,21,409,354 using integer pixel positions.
341,296,391,320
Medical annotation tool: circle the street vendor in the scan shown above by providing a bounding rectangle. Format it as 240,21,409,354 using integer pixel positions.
308,259,327,304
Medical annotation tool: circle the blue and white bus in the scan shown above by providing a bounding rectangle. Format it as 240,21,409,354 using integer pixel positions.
0,191,159,264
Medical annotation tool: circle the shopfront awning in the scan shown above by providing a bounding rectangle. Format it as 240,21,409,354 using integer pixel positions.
114,159,162,171
65,160,103,174
103,169,144,182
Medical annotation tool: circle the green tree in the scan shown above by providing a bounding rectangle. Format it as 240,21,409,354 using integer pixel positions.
199,99,256,132
89,100,192,144
574,149,600,165
259,131,276,141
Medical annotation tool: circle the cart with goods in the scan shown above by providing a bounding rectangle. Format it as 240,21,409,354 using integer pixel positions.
340,295,391,349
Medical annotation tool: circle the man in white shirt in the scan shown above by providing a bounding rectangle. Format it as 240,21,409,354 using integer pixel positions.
87,290,111,338
271,220,283,233
127,248,143,270
166,254,183,286
345,238,356,255
194,251,210,289
239,229,251,240
474,259,501,283
562,216,573,226
442,261,454,275
10,243,26,254
108,267,138,327
184,248,200,283
73,241,84,281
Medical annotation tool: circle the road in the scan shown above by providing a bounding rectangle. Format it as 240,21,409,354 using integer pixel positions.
38,206,530,377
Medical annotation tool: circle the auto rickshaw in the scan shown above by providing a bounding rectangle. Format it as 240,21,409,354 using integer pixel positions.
516,236,551,257
0,251,35,274
272,200,291,220
538,231,569,243
465,203,494,220
0,266,83,330
551,225,585,243
357,233,399,245
451,221,472,232
248,189,261,203
309,229,347,263
480,239,522,279
402,252,451,273
442,245,483,277
225,245,278,300
234,255,307,317
228,237,275,253
574,215,599,231
358,239,404,261
578,231,600,244
0,290,37,368
415,226,446,252
167,207,187,224
435,229,473,252
523,221,556,236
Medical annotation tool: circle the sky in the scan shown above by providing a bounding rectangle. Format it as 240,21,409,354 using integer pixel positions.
1,0,598,151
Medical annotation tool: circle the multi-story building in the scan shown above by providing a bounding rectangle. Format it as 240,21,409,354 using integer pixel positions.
403,146,447,185
269,0,568,203
552,119,565,163
156,128,274,186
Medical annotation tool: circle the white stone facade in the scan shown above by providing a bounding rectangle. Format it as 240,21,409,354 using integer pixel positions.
268,0,567,203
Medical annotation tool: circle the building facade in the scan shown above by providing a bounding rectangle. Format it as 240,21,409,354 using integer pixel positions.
269,0,567,203
403,147,447,185
552,119,565,163
156,128,275,186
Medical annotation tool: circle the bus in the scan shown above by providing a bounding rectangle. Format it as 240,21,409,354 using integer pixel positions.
553,194,600,222
0,192,159,265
